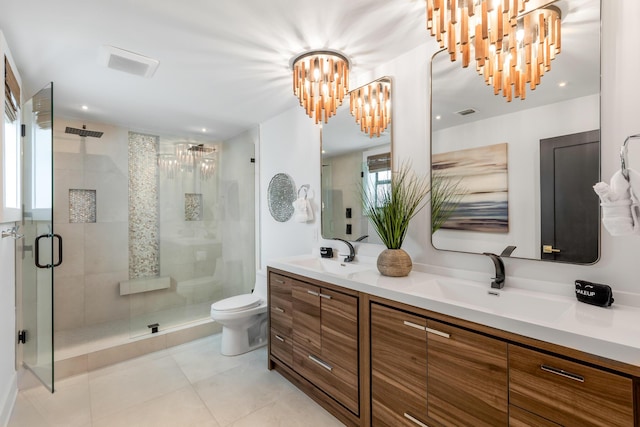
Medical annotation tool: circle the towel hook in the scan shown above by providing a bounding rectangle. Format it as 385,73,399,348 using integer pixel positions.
298,184,310,199
620,134,640,181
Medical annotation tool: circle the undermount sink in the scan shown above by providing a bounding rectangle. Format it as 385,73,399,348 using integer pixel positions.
425,278,573,322
287,257,373,276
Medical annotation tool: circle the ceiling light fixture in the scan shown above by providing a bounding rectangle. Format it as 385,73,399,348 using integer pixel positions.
349,80,391,138
426,0,561,102
292,50,350,124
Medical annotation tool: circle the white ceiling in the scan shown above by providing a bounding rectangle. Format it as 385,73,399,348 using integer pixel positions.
0,0,428,141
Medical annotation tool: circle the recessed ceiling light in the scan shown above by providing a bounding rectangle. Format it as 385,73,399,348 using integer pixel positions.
201,128,207,133
81,105,88,110
558,81,567,87
435,115,442,120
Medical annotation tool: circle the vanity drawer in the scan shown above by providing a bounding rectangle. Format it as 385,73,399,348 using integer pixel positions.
270,328,293,367
293,342,359,415
509,345,634,427
269,277,292,335
509,405,560,427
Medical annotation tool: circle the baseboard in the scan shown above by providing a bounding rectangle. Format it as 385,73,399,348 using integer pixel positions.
0,372,17,427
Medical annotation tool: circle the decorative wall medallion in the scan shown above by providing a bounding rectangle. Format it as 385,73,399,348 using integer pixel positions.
267,173,296,222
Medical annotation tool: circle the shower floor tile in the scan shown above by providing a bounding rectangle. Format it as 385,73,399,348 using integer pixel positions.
8,334,344,427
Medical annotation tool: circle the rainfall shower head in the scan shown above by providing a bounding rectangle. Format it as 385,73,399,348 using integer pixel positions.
65,125,103,138
187,144,216,154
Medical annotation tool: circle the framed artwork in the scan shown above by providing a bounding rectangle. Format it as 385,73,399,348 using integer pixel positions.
432,143,508,233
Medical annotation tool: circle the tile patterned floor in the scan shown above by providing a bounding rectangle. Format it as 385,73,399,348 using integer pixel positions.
8,334,344,427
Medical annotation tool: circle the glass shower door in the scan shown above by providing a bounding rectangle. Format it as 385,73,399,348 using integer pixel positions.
20,82,56,391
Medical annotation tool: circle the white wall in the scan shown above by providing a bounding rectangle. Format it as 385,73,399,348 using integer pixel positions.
259,1,640,295
0,31,19,427
258,107,321,270
0,222,17,426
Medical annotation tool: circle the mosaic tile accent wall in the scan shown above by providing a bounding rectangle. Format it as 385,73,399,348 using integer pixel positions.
185,193,203,221
69,189,97,223
128,132,160,279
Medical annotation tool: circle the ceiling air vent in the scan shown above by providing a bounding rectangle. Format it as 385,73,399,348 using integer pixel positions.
100,45,159,78
456,108,477,116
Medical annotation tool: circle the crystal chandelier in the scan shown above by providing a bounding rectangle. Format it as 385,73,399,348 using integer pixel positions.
426,0,561,101
349,79,391,138
158,143,218,180
292,51,350,124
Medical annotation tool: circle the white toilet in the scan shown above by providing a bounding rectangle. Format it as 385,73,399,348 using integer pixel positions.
210,274,268,356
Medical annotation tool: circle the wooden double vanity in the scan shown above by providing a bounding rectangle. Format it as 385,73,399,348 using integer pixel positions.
267,264,640,427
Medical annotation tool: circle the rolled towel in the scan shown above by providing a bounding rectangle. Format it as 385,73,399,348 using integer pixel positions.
593,182,617,203
610,170,631,199
304,199,314,221
292,197,311,222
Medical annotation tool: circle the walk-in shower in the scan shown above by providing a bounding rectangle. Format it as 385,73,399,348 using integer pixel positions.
52,119,256,374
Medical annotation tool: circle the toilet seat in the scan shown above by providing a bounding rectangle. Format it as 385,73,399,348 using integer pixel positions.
211,294,261,313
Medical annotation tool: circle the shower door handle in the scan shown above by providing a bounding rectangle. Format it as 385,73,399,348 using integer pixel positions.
35,233,63,268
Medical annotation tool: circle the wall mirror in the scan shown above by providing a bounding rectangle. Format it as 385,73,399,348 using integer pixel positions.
430,0,601,264
321,76,392,244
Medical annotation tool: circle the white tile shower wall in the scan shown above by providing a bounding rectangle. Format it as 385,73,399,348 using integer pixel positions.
219,129,258,297
53,119,129,332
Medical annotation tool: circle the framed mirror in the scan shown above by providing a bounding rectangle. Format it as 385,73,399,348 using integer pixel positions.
430,0,600,264
321,76,392,244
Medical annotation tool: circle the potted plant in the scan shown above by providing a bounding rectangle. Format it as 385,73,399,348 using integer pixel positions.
361,162,431,277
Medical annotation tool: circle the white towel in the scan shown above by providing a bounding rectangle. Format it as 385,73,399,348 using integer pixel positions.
292,198,313,223
594,169,640,236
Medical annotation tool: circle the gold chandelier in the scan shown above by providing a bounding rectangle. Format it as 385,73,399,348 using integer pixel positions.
292,51,349,124
349,79,391,138
426,0,561,101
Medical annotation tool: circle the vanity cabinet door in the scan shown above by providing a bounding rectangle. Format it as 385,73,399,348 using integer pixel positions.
426,319,508,426
292,283,359,414
291,280,321,355
371,303,428,427
509,345,634,427
269,273,293,366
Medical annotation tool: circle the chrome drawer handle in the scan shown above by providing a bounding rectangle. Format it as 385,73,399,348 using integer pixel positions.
318,293,332,299
308,354,333,371
404,413,430,427
403,321,426,331
540,364,585,383
274,334,285,343
274,279,285,284
307,290,320,297
425,327,450,339
274,307,285,313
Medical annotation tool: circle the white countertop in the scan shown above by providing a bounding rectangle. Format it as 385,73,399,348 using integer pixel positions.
268,254,640,368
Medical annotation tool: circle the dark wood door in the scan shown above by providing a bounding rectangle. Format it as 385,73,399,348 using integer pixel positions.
540,130,600,263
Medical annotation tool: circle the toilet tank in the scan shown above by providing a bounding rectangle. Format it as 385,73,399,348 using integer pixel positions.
253,271,268,299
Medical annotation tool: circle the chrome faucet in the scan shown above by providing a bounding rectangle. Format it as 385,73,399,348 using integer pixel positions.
333,238,355,262
483,252,505,289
